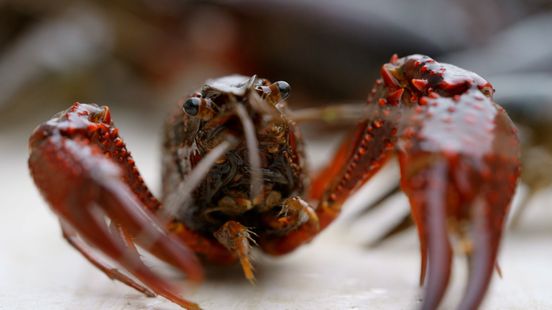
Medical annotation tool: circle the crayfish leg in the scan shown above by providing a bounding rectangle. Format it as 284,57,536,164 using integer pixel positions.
313,112,399,229
214,221,256,283
309,127,360,202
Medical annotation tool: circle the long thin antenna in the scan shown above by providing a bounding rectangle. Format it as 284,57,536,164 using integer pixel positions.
162,137,238,219
235,103,263,202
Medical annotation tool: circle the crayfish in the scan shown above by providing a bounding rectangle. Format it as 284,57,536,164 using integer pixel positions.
29,54,520,309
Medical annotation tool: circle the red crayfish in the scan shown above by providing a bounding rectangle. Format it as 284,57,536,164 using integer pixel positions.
29,54,520,309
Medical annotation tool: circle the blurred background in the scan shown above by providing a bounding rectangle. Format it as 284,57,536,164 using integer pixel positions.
1,0,552,309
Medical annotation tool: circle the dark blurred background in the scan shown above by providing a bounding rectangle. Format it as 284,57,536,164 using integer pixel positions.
1,0,551,129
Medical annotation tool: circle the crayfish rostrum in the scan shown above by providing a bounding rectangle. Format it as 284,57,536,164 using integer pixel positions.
29,55,520,310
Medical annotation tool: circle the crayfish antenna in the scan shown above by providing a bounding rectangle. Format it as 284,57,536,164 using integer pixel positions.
235,103,263,202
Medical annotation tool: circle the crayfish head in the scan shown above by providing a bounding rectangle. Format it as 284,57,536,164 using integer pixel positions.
171,75,308,236
180,75,290,122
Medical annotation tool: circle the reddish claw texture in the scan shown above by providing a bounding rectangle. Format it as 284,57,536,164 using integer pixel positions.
313,54,520,309
29,103,203,309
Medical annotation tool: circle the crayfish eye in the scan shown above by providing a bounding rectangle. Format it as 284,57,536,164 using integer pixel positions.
183,97,201,116
275,81,290,100
479,85,494,98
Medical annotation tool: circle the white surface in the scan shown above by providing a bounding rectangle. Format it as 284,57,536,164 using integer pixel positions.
1,112,552,310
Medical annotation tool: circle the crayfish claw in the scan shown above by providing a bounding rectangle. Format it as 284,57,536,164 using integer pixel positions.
28,103,203,309
399,150,514,310
405,160,453,310
60,220,157,298
458,199,501,310
61,194,198,309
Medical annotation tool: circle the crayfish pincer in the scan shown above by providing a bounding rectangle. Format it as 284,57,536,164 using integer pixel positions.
29,55,520,309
